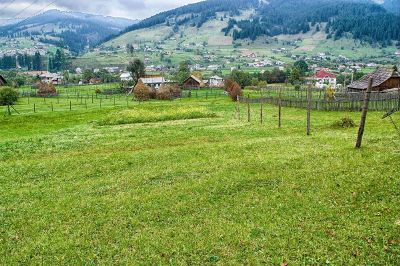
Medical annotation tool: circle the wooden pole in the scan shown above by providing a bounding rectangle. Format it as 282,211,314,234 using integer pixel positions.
278,87,282,128
247,97,250,122
7,105,11,115
236,95,240,120
356,78,373,148
260,99,263,124
34,103,36,113
307,84,312,135
70,101,72,111
397,84,400,110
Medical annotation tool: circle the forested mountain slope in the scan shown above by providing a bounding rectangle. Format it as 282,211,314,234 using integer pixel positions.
103,0,400,46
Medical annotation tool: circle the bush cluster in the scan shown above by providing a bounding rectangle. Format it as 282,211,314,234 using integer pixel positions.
37,82,58,97
0,87,19,106
156,84,181,100
134,80,151,101
224,79,243,101
332,117,356,128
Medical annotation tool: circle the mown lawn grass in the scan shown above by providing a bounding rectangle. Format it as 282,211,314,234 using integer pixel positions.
0,97,399,265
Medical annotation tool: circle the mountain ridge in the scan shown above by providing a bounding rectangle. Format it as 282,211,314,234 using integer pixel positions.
0,9,138,54
102,0,400,46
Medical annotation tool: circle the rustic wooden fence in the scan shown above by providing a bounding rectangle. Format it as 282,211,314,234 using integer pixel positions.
239,91,400,112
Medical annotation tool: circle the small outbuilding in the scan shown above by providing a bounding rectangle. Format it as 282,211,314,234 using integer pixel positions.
183,75,203,88
208,75,225,88
0,75,6,86
348,68,400,92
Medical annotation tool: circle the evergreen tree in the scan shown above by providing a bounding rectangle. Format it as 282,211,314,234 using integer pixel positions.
32,52,42,71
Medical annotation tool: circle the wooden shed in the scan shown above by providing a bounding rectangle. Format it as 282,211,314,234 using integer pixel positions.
183,75,202,89
348,68,400,92
0,75,7,86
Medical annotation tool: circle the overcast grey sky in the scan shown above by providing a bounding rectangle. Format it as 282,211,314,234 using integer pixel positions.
0,0,201,20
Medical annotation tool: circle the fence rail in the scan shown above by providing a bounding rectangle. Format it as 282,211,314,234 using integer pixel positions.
239,93,400,112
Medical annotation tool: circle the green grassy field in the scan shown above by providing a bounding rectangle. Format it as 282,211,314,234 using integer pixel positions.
1,90,400,264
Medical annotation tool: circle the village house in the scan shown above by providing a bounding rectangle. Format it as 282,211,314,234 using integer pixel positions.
311,69,337,89
207,65,221,71
0,74,7,86
208,75,225,88
39,72,64,85
348,68,400,92
120,72,133,82
183,75,203,89
139,76,172,89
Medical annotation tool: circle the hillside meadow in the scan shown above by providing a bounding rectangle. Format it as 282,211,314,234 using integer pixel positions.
1,94,400,264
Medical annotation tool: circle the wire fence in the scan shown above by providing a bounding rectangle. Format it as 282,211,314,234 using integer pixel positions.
240,88,400,112
3,87,227,116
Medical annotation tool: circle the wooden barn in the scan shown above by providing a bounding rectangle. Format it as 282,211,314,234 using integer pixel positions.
0,74,7,86
183,75,203,89
348,68,400,92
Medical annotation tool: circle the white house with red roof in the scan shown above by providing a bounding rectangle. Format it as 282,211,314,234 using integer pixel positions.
312,69,337,89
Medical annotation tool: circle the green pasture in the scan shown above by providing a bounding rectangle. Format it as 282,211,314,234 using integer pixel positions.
1,90,400,264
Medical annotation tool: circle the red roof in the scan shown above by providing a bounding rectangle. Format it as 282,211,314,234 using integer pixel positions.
315,69,336,79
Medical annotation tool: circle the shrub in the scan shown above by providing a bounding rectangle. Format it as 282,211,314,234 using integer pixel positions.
97,106,217,126
37,82,57,97
168,84,182,98
0,87,19,106
156,86,172,100
225,79,243,101
156,84,181,100
332,117,356,128
134,80,151,101
149,87,157,99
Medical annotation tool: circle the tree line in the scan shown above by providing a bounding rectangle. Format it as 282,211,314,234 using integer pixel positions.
0,49,68,72
229,0,400,45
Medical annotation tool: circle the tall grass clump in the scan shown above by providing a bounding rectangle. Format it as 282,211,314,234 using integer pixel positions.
97,105,216,125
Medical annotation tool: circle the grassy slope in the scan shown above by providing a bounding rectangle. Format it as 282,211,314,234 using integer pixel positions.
77,10,397,69
1,94,400,264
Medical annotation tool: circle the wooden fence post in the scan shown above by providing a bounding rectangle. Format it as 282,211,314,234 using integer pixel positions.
70,101,72,111
356,78,373,148
237,95,240,120
247,97,251,122
51,102,54,111
260,99,263,124
34,103,36,113
278,87,282,128
7,105,11,115
397,85,400,110
307,84,312,135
